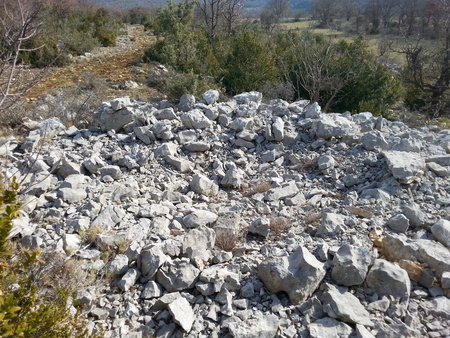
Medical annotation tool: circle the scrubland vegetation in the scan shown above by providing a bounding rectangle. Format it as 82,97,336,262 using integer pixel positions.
142,0,449,118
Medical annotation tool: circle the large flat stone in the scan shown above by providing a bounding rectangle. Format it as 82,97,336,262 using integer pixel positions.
383,151,425,184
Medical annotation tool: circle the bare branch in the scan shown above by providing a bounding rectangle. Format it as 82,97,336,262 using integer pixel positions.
0,0,46,112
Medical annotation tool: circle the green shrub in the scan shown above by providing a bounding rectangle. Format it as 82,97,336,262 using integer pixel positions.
144,29,209,73
21,38,71,68
17,5,121,68
276,32,402,115
0,176,88,337
148,68,219,101
122,7,153,26
221,29,279,94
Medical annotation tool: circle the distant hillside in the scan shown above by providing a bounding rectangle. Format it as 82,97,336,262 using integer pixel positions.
88,0,165,10
89,0,311,11
245,0,311,10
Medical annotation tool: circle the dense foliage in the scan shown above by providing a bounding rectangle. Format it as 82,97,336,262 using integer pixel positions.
222,30,279,94
143,0,402,114
276,33,402,114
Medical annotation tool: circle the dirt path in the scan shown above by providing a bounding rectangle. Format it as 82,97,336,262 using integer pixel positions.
25,25,161,101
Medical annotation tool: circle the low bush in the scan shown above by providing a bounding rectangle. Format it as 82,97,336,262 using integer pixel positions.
147,68,219,101
0,175,89,337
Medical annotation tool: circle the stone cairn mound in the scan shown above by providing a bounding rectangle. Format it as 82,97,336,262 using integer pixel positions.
2,90,450,337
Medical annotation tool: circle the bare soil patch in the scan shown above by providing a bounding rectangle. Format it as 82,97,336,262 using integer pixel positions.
25,24,162,102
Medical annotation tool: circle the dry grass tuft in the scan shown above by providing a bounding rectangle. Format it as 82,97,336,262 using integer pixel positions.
214,228,247,252
252,181,272,194
32,251,94,294
243,181,272,196
296,157,317,171
79,225,104,244
269,216,292,237
305,212,322,226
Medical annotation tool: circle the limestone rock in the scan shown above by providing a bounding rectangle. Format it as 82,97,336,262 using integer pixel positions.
140,281,164,299
63,233,81,254
322,283,374,326
227,312,279,338
165,155,194,172
167,297,195,332
139,246,168,280
183,210,218,228
386,214,410,233
83,155,107,174
317,155,335,174
249,218,270,238
264,181,299,201
258,246,326,304
38,117,66,137
427,162,450,177
233,91,262,105
190,174,219,196
361,131,389,151
91,205,125,230
381,232,450,278
401,203,429,228
221,167,245,189
154,107,177,120
155,143,178,158
110,97,132,110
331,244,374,286
95,104,137,132
178,94,195,112
203,89,220,105
383,151,425,184
431,219,450,247
366,259,410,303
304,102,321,119
313,113,361,139
309,317,353,338
118,268,141,292
184,141,210,152
420,296,450,319
99,165,122,180
183,225,216,253
180,109,212,129
265,117,284,142
316,212,345,238
156,259,200,292
105,254,129,277
58,187,87,203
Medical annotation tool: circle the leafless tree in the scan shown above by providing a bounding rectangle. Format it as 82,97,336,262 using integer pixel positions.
278,33,355,112
0,0,46,112
364,0,382,29
379,0,398,28
393,0,450,116
196,0,245,45
337,0,362,21
196,0,223,44
267,0,290,21
260,0,290,32
311,0,337,27
395,0,421,35
222,0,243,36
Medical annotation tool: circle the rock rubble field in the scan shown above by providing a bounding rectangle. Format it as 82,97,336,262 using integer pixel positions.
2,90,450,337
